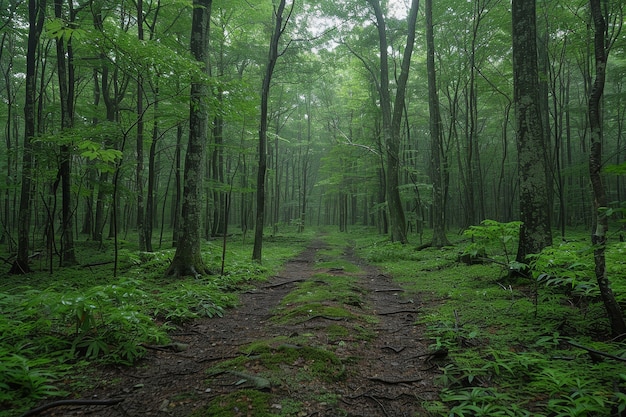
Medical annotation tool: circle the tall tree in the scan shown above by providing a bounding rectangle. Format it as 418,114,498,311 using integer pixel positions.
9,0,45,274
136,0,146,251
165,0,212,277
366,0,419,244
425,0,449,248
587,0,626,338
511,0,552,263
252,0,292,262
53,0,78,266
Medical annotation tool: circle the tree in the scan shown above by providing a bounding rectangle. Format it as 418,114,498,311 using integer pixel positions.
165,0,212,278
425,0,449,248
366,0,419,244
511,0,552,263
53,0,78,267
252,0,293,262
136,0,146,252
587,0,626,338
9,0,45,274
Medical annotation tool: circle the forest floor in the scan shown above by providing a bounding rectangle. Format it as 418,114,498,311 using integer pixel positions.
31,238,443,417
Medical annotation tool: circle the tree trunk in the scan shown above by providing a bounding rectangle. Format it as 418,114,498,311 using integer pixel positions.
587,0,626,338
136,0,146,251
172,123,182,247
54,0,77,267
2,30,16,247
165,0,212,278
145,98,157,253
367,0,419,244
425,0,450,248
10,0,45,274
512,0,552,263
253,0,291,262
211,106,225,237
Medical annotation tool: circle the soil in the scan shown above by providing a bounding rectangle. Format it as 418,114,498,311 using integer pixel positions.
27,239,443,417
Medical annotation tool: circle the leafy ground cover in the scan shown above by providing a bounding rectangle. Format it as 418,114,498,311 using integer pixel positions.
0,234,310,416
2,225,626,416
353,224,626,416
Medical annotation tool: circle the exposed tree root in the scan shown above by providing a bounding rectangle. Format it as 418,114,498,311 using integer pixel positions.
20,398,124,417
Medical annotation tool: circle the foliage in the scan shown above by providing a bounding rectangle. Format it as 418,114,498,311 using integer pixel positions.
0,234,305,414
349,228,626,417
529,241,598,299
0,351,62,406
460,220,523,270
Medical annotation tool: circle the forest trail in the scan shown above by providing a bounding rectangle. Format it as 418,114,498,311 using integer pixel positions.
33,239,441,417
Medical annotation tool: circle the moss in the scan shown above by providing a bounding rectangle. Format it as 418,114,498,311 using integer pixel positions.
208,338,345,385
191,390,274,417
273,302,358,325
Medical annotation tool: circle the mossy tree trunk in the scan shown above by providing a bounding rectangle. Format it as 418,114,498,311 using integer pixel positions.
165,0,212,278
511,0,552,263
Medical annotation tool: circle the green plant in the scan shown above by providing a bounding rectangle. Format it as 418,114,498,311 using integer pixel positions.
441,387,530,416
528,242,604,310
0,350,63,404
461,220,523,269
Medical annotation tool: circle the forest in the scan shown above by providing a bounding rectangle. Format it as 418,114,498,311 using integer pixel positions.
2,0,626,416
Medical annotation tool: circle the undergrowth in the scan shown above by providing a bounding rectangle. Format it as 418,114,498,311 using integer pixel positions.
351,224,626,417
0,232,309,416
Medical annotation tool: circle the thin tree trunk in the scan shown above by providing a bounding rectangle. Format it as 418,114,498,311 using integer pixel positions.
136,0,146,251
588,0,626,338
172,123,182,247
145,94,157,253
10,0,45,274
54,0,77,266
253,0,291,262
425,0,449,248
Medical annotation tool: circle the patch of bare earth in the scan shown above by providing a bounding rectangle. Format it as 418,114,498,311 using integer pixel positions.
29,240,442,417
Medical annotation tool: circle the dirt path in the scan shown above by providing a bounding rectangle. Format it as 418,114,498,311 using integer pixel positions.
34,239,441,417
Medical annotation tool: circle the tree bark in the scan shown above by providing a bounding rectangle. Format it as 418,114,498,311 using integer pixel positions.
588,0,626,338
512,0,552,263
136,0,146,252
165,0,212,278
425,0,450,248
367,0,419,244
10,0,45,274
253,0,291,262
54,0,77,266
